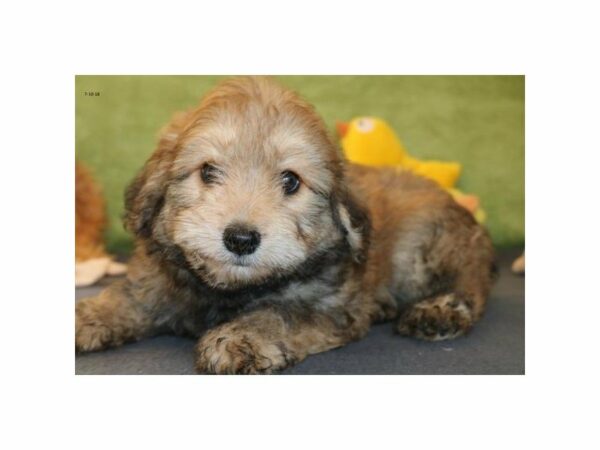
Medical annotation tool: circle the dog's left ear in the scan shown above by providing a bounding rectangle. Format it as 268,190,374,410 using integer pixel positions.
331,187,371,264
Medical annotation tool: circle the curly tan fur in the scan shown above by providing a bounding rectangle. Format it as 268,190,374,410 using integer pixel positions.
75,77,495,374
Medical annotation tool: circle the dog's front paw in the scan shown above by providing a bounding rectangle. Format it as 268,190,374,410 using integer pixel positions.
76,315,113,352
75,302,117,352
195,327,294,374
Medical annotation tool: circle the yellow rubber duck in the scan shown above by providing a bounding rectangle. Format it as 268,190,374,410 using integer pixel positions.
336,116,485,222
336,117,461,188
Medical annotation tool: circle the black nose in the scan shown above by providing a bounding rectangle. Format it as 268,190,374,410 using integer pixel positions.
223,224,261,256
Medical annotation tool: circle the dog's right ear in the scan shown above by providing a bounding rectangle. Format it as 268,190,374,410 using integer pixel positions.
123,154,168,238
124,111,190,238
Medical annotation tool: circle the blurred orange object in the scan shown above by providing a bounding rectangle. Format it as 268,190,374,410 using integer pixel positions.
75,162,126,286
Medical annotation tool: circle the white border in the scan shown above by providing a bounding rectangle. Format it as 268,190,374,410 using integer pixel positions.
3,0,600,448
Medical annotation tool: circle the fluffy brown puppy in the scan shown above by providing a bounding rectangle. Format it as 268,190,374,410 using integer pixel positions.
75,77,495,374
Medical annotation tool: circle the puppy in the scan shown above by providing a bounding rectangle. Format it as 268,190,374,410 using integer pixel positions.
75,77,495,374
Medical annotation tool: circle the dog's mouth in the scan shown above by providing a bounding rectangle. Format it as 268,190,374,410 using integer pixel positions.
187,245,256,269
219,254,265,275
231,258,251,267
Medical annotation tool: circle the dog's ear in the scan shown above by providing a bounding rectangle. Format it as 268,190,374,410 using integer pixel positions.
124,112,189,238
123,154,168,238
331,186,371,264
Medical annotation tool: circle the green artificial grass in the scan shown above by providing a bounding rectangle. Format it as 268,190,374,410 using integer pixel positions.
75,75,524,253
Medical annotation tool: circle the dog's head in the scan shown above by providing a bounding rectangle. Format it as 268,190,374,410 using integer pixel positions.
125,77,369,289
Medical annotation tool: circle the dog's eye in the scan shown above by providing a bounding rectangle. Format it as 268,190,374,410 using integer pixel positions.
200,163,220,184
281,170,301,195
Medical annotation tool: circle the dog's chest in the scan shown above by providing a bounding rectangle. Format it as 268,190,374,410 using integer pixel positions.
188,272,343,332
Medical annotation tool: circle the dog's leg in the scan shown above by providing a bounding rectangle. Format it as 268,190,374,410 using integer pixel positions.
392,215,495,341
76,280,156,352
395,255,493,341
195,306,368,374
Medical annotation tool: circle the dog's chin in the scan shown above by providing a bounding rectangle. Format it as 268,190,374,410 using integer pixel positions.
195,259,281,291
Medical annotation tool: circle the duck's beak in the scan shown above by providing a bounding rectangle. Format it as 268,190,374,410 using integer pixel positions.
336,121,349,138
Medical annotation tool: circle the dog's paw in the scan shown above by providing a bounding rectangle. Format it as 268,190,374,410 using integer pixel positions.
75,303,115,352
76,319,114,352
195,327,294,374
396,294,474,341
